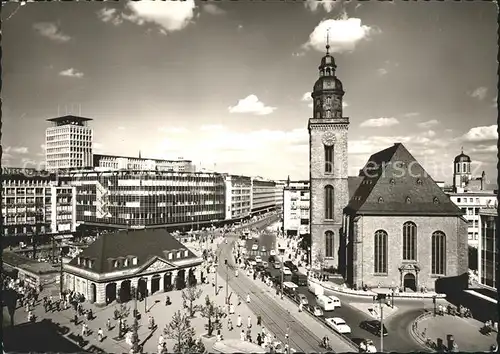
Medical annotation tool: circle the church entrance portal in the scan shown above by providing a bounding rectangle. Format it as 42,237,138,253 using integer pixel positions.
403,273,417,292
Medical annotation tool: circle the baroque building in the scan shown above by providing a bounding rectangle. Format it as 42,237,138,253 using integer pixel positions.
308,41,349,268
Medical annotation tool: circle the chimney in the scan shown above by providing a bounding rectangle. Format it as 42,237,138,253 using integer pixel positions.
481,171,486,190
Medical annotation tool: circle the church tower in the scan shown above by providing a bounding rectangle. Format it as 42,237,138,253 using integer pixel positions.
453,148,471,192
308,36,349,269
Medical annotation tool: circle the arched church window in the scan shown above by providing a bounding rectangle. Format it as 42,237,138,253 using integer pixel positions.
326,110,331,118
316,99,321,107
326,68,331,76
316,112,321,118
324,185,334,220
320,70,324,77
326,96,332,105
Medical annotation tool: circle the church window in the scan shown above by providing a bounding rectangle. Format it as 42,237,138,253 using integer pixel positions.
402,222,417,261
324,185,334,220
324,145,334,173
326,68,331,76
316,112,321,118
374,230,388,274
326,110,331,118
406,196,411,203
325,231,334,258
378,197,384,203
431,231,446,275
457,164,460,173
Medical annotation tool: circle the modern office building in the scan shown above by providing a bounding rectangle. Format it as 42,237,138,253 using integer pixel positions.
447,151,497,247
2,167,77,237
274,180,286,211
93,154,194,173
477,207,497,290
45,115,93,171
283,180,310,236
251,178,277,214
65,170,226,230
223,174,252,221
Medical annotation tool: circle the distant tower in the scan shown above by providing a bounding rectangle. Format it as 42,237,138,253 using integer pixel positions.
308,30,349,269
453,147,471,192
45,115,93,171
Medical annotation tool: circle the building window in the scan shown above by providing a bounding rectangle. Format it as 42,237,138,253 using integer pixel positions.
324,145,334,173
325,231,334,258
406,196,411,203
378,197,384,203
324,185,334,220
374,230,388,274
431,231,446,275
457,198,461,203
457,164,460,173
168,252,173,260
132,257,138,265
402,222,417,261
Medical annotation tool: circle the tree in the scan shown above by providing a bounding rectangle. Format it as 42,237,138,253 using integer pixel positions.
181,285,203,318
199,295,225,337
184,336,206,353
315,250,325,278
163,310,195,352
130,315,140,353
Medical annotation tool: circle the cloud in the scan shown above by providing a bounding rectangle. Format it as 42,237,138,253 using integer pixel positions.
124,0,196,32
97,8,123,26
303,16,376,53
4,146,29,154
159,126,188,134
93,142,104,152
59,68,84,78
422,130,436,138
292,51,306,57
33,22,71,42
469,86,488,101
301,92,313,108
228,95,277,115
377,68,388,76
304,0,342,13
203,4,226,15
359,117,399,128
470,144,498,154
238,24,243,30
200,124,226,132
403,112,420,118
417,119,439,129
461,125,498,143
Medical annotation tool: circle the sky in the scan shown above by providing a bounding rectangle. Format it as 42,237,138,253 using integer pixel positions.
2,0,498,184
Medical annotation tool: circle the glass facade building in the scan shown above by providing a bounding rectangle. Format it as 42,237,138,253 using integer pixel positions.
478,208,497,289
251,179,277,213
65,170,226,229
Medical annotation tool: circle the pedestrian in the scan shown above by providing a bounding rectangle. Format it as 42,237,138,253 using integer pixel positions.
216,329,222,342
238,296,241,306
157,343,163,354
257,333,263,346
237,314,242,327
229,304,235,314
298,303,303,312
25,303,30,312
240,329,245,341
98,327,103,342
246,294,251,304
247,315,252,328
107,318,111,330
82,322,87,337
74,313,79,325
158,334,164,345
228,318,233,331
257,315,262,326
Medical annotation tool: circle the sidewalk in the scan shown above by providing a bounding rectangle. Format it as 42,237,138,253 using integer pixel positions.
11,272,271,353
411,312,495,352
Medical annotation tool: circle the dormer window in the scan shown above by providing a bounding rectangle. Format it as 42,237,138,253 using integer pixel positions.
378,197,384,203
433,197,440,204
184,250,189,257
406,196,411,204
124,259,129,267
177,251,181,258
168,252,173,260
113,260,119,268
132,257,138,265
416,178,423,185
89,259,94,268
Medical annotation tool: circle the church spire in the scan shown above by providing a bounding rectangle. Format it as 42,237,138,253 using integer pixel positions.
139,150,142,159
326,28,330,55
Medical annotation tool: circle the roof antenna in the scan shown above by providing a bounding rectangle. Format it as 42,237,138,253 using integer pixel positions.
461,146,464,154
326,28,330,55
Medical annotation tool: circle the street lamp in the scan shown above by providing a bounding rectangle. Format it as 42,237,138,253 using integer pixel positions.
433,295,437,317
280,251,284,299
224,259,229,305
376,293,386,352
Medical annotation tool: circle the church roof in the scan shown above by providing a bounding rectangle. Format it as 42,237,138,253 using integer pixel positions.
67,228,198,274
346,143,464,216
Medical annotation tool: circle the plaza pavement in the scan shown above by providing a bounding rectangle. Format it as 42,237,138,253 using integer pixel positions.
8,272,269,353
413,313,496,352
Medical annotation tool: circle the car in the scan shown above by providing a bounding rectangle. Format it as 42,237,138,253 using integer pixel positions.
268,255,276,263
284,261,298,273
295,293,309,305
283,267,292,276
273,261,281,269
255,255,262,263
310,305,324,317
261,246,267,252
270,250,276,256
252,244,259,251
325,317,351,334
262,261,268,268
359,320,388,336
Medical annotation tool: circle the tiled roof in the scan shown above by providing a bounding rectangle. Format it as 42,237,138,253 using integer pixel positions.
67,228,198,274
348,176,363,199
346,143,463,216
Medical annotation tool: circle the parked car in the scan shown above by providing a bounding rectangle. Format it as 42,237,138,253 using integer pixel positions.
327,295,342,308
268,255,276,263
270,250,276,256
325,317,351,334
252,244,259,251
360,320,388,336
284,261,298,272
295,293,309,305
291,272,308,286
310,305,324,317
273,261,281,269
283,267,292,276
255,255,262,263
262,261,268,268
261,246,267,252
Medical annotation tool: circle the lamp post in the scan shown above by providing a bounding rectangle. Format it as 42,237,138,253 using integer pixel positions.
224,259,229,305
433,295,437,317
376,293,386,352
280,251,284,299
